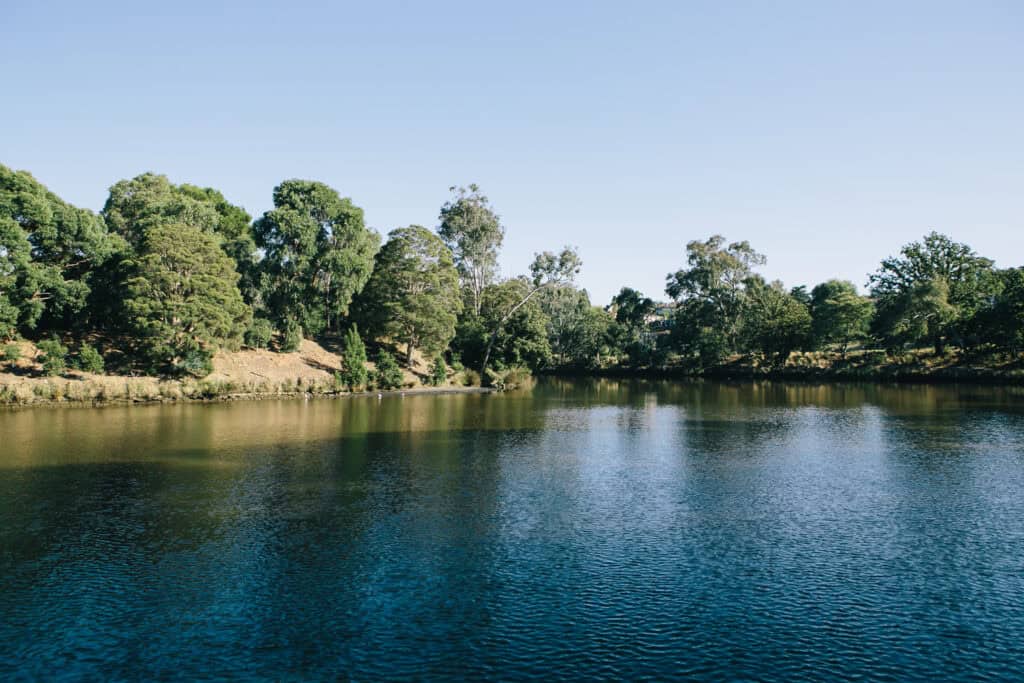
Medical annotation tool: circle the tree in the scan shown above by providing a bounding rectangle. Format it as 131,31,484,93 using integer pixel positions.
539,285,592,365
869,232,995,353
37,337,68,376
122,223,251,373
429,355,448,386
253,180,379,337
742,278,812,364
665,235,765,363
374,349,404,390
611,287,655,330
475,279,553,372
339,324,369,390
608,286,656,365
478,247,581,377
352,226,462,366
438,184,504,316
980,268,1024,354
101,173,257,295
1,164,122,336
809,280,874,357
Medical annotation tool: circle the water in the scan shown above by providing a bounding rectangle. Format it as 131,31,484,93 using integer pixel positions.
2,378,1024,681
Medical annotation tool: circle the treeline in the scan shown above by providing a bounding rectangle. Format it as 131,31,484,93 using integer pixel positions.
2,163,1022,386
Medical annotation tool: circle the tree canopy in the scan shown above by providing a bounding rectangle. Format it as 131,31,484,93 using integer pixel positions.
253,180,379,337
353,225,462,364
438,184,504,316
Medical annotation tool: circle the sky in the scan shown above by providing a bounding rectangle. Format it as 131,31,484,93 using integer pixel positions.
3,0,1022,305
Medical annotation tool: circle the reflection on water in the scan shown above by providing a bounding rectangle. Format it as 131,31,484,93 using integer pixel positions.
1,379,1023,680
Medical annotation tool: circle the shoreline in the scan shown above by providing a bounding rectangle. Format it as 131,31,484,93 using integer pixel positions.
0,380,496,409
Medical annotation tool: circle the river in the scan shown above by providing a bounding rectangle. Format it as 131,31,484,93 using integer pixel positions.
2,378,1023,680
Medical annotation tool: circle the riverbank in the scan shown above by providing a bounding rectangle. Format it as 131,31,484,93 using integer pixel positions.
549,348,1024,386
0,339,490,407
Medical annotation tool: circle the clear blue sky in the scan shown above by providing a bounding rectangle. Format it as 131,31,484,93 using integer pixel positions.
3,1,1022,304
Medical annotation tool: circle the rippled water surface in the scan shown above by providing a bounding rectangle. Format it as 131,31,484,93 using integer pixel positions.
2,378,1024,681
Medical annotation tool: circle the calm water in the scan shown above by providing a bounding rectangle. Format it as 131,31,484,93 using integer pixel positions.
2,379,1024,681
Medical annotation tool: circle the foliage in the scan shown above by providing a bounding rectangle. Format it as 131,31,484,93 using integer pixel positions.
742,278,812,363
122,223,251,373
101,173,257,300
458,368,481,387
608,286,657,365
474,278,553,372
253,180,379,337
179,348,214,378
665,235,765,361
1,163,122,336
3,343,22,363
979,268,1024,354
869,232,995,352
374,349,404,390
438,184,504,316
37,337,68,376
429,355,448,386
352,225,462,365
281,318,303,352
75,343,105,374
245,318,275,349
339,324,369,390
477,247,580,377
810,280,874,356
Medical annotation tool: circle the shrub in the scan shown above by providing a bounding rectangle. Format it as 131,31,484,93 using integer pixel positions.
428,355,447,386
3,343,20,363
374,350,404,390
281,319,303,352
245,318,275,349
459,369,481,387
485,366,531,390
339,324,369,391
75,344,105,374
37,337,68,376
179,348,214,378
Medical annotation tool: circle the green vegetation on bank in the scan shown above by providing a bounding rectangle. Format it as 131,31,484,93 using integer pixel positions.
2,163,1022,402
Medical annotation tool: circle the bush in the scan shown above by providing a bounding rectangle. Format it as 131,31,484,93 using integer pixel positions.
281,319,303,352
179,348,214,378
374,350,404,390
428,355,447,386
3,343,20,363
339,324,369,390
37,337,68,376
485,365,531,390
245,318,275,349
459,369,481,387
75,344,105,374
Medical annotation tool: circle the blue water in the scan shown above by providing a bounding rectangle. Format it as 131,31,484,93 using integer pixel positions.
2,379,1023,680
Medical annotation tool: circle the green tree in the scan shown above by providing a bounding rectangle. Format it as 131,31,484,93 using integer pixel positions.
101,173,257,295
245,318,275,349
869,232,995,353
353,226,462,366
374,349,404,390
438,184,505,316
429,355,448,386
122,223,251,373
538,285,592,365
979,268,1024,354
478,247,580,377
75,343,105,373
339,324,369,390
665,236,765,363
809,280,874,357
608,286,656,365
253,180,379,337
37,337,68,376
475,278,555,372
742,278,812,364
1,164,122,335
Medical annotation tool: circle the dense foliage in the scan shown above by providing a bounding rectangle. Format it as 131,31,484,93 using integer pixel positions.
1,163,1021,386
